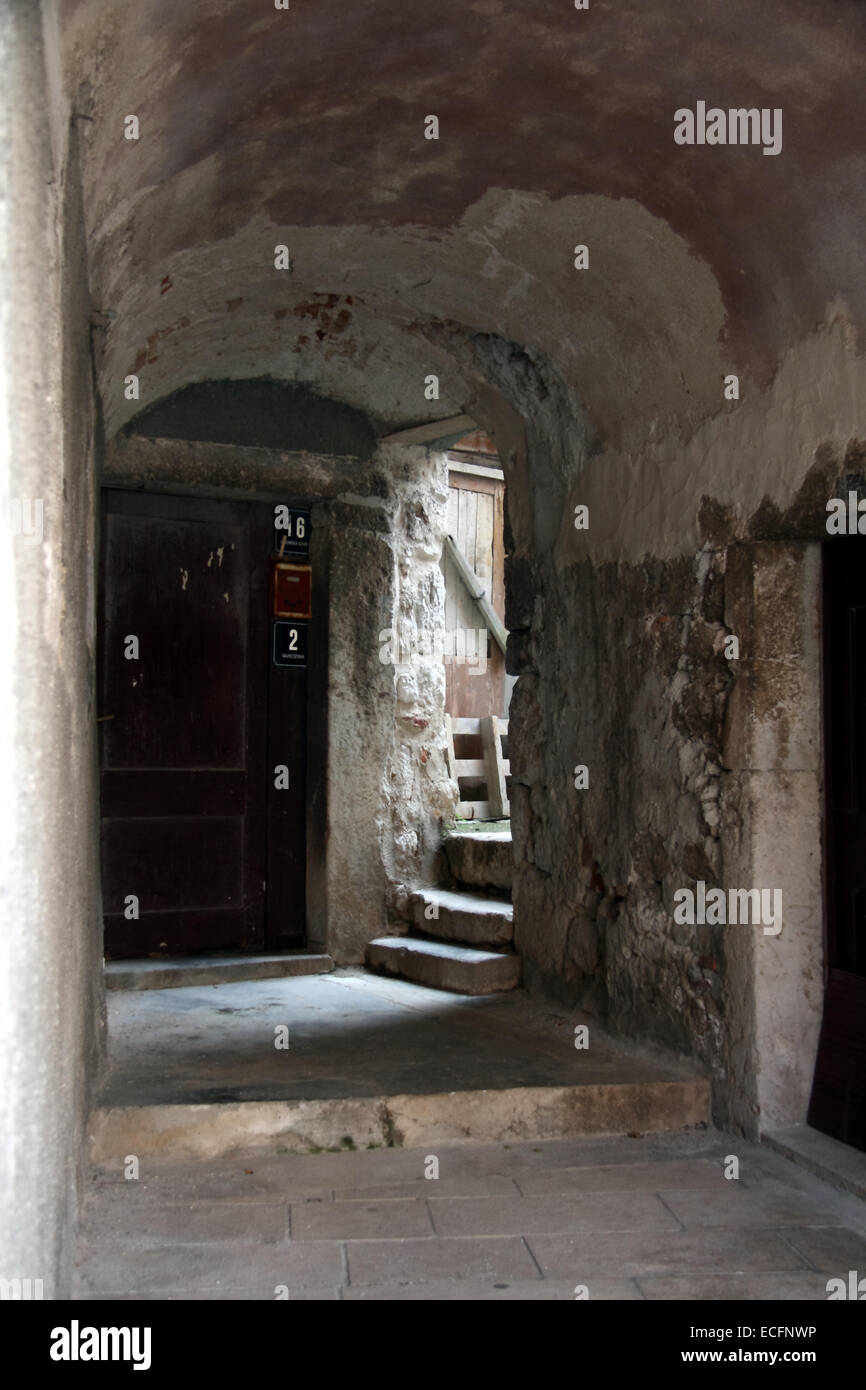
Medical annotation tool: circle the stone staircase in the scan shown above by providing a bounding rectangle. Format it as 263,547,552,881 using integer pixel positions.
365,831,520,995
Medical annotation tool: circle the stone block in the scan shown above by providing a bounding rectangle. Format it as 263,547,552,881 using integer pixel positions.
411,887,513,945
365,937,521,994
443,832,514,893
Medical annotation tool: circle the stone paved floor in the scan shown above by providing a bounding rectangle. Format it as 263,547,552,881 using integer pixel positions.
74,1127,866,1300
98,970,702,1107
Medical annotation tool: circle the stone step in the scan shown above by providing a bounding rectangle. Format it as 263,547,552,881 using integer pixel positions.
89,1080,711,1165
444,831,513,894
104,952,334,992
410,887,513,947
366,937,521,996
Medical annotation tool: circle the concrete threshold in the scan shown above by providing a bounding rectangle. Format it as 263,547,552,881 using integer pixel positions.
105,952,335,992
761,1124,866,1201
89,1079,710,1166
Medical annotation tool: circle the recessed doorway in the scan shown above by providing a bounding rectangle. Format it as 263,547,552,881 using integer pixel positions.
808,537,866,1149
97,489,309,958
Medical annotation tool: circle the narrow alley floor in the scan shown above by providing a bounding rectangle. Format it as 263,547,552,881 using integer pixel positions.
74,1127,866,1300
97,967,704,1106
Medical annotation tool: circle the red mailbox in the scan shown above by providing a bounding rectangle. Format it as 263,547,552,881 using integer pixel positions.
272,562,312,619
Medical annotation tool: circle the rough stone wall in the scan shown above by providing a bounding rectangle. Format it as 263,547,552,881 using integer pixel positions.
453,322,866,1136
511,551,732,1056
302,443,457,958
379,447,456,919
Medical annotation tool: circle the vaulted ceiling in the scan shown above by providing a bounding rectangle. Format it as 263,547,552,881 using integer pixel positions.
59,0,866,450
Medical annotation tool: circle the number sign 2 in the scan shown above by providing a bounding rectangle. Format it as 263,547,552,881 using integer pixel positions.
273,619,308,668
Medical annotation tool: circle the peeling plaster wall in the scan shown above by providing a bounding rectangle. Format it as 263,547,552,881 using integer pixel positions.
58,1,866,451
465,327,866,1138
0,0,103,1299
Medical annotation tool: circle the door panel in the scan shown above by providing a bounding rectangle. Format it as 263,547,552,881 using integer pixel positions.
266,650,307,946
101,512,250,769
98,489,305,958
808,539,866,1149
102,817,244,910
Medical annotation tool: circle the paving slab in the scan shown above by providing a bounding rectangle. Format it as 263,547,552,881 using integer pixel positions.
75,1241,343,1295
83,1285,341,1301
334,1175,521,1201
291,1198,434,1241
658,1186,842,1229
74,1129,866,1302
86,1200,288,1246
526,1228,812,1279
344,1235,541,1286
638,1272,834,1300
779,1224,866,1271
344,1278,643,1301
513,1159,723,1195
429,1191,681,1238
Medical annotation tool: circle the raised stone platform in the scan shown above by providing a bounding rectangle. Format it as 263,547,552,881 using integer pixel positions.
90,970,710,1164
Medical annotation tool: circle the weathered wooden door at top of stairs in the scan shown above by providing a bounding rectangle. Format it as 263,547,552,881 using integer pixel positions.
443,464,506,719
98,489,308,959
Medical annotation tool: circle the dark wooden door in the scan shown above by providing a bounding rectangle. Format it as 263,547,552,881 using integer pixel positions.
808,539,866,1149
98,489,307,958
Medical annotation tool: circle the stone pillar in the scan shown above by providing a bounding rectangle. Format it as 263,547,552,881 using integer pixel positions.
312,497,395,961
382,449,456,907
723,541,824,1134
309,447,456,961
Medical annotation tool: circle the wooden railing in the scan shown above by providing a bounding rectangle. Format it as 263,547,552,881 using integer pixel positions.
445,714,510,819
